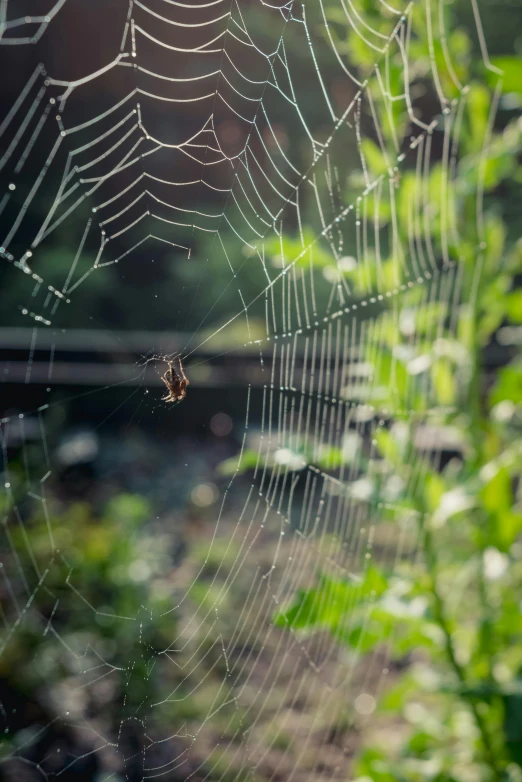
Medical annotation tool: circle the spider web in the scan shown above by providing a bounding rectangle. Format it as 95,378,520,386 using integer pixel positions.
0,0,504,779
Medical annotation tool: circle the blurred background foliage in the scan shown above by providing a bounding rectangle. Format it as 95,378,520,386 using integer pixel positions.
261,1,522,779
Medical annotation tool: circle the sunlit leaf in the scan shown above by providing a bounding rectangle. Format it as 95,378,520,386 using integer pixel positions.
360,138,388,178
490,362,522,406
488,56,522,96
506,291,522,324
431,359,457,406
218,448,260,476
425,472,445,514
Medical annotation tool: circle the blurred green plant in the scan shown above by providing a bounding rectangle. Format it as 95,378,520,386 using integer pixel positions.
266,5,522,779
0,491,177,748
272,203,522,780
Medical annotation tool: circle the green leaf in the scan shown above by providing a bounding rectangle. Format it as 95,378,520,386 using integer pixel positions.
506,291,522,324
425,472,445,513
217,448,260,476
273,567,387,634
499,513,522,551
480,466,511,515
480,467,522,549
488,56,522,96
374,429,401,466
484,214,506,274
315,445,345,470
273,583,332,631
261,230,333,271
431,359,457,406
490,362,522,406
344,622,387,654
379,676,417,711
407,729,437,755
465,83,490,154
353,747,397,781
364,348,422,413
360,138,388,178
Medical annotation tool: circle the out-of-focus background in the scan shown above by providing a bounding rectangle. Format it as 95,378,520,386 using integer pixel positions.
0,0,521,780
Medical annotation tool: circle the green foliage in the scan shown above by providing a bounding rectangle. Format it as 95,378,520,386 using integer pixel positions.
273,253,522,778
487,57,522,96
218,430,365,477
0,492,175,723
267,12,522,779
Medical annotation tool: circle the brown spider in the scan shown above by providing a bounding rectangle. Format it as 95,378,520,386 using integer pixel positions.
161,356,189,403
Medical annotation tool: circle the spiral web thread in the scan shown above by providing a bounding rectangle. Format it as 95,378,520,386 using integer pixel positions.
0,0,502,779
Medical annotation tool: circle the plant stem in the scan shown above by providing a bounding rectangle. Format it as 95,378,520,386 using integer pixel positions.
468,256,484,466
467,254,501,722
422,525,502,779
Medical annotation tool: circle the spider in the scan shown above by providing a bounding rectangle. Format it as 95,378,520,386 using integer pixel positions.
161,356,189,403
